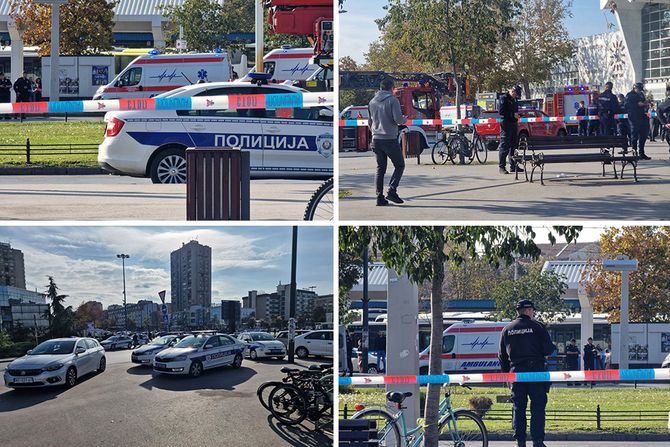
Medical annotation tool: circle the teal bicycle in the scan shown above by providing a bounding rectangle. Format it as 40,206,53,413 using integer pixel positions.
351,384,488,447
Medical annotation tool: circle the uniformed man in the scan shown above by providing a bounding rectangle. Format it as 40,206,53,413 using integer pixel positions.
587,102,600,136
13,72,31,120
565,338,580,386
616,94,630,147
576,101,587,136
0,72,12,120
499,300,555,447
625,82,652,160
498,85,523,175
597,81,617,136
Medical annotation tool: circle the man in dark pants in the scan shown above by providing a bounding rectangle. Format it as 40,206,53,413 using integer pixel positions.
565,338,580,386
576,101,588,136
616,94,630,146
587,102,600,136
368,78,407,206
625,82,651,160
345,329,354,376
583,337,596,371
0,73,11,120
499,300,555,447
498,85,523,174
13,72,31,120
598,81,617,136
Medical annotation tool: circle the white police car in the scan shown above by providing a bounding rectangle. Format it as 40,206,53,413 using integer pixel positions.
238,332,287,360
131,334,186,366
152,333,245,377
98,82,334,184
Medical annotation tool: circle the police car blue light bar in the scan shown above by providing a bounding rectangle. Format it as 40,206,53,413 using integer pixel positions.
339,368,670,386
0,91,334,115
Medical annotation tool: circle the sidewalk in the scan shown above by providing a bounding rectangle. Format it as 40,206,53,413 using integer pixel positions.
339,141,670,221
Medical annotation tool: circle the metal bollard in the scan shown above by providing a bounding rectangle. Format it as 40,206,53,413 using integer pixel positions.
186,147,250,220
25,138,31,164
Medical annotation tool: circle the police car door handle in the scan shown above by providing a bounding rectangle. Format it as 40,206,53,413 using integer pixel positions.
190,124,206,130
266,126,281,134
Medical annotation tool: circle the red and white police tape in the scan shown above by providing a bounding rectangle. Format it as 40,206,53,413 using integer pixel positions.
0,91,334,115
339,368,670,386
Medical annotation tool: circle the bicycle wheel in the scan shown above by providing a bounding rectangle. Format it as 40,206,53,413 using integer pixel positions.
447,137,460,164
268,383,308,425
257,380,284,412
474,135,488,164
303,177,333,221
438,409,488,447
464,138,476,165
352,408,402,447
431,139,450,165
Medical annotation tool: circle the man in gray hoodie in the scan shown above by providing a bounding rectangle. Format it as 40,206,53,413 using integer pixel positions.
368,78,408,206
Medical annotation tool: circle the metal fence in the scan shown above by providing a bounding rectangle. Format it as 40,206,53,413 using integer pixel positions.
0,139,98,163
339,404,670,431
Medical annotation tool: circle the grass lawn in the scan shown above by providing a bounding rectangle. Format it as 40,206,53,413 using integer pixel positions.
0,121,105,167
340,385,670,433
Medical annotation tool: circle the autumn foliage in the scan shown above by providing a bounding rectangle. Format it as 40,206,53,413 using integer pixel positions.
586,226,670,323
10,0,116,56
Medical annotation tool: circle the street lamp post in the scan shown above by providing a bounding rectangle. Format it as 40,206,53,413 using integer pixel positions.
35,0,66,102
117,254,130,332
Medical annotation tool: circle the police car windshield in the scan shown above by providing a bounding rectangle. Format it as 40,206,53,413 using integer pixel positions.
250,333,275,341
174,335,207,349
151,336,174,346
29,340,76,355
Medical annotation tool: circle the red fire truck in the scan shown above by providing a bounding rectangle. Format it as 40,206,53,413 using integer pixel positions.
543,85,600,134
339,71,451,152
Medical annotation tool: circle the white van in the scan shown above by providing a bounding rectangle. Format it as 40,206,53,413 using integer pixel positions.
93,51,233,100
419,321,507,374
241,47,319,84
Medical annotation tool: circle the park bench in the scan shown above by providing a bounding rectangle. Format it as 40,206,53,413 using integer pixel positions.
339,419,379,447
514,135,639,185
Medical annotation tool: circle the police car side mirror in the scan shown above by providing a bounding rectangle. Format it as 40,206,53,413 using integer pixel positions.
26,349,33,355
204,344,213,350
319,109,333,118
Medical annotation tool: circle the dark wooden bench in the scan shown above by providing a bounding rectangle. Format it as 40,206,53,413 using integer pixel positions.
339,419,379,447
514,135,640,185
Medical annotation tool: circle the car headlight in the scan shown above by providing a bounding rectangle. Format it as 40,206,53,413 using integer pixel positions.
43,363,64,372
171,355,187,362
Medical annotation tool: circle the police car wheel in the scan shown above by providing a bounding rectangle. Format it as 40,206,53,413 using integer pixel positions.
367,365,378,374
232,354,243,368
150,147,187,184
65,367,77,388
188,361,203,377
295,347,308,359
250,349,258,360
97,357,106,373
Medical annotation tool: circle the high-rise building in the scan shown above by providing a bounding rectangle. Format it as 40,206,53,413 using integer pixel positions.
0,242,25,289
243,283,320,322
170,240,212,312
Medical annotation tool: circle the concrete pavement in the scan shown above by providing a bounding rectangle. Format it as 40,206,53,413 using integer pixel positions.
0,349,332,447
339,141,670,220
0,175,324,220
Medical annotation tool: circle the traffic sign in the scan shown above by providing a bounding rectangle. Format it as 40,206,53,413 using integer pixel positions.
158,290,166,304
176,39,188,50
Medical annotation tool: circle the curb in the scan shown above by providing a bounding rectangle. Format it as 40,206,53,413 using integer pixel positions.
488,432,670,441
0,167,105,175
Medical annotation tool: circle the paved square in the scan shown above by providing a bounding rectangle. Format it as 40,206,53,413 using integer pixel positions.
339,141,670,221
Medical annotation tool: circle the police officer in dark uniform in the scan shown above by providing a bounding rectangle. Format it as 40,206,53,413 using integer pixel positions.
13,72,31,120
499,300,555,447
616,94,630,146
587,102,600,136
498,85,523,175
0,72,12,120
565,338,579,386
597,81,617,136
626,82,651,160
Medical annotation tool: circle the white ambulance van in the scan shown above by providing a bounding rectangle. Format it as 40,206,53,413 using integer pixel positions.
419,320,507,374
240,47,319,84
93,51,234,100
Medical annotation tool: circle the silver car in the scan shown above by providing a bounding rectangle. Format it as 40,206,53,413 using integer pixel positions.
3,337,106,388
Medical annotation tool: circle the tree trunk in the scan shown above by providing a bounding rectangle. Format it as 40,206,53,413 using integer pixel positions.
423,227,445,447
523,80,531,100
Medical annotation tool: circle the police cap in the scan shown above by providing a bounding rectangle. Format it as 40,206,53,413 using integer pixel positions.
515,299,536,310
634,82,644,90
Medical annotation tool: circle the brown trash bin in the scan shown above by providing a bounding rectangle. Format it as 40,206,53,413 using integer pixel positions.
401,131,422,164
186,147,250,220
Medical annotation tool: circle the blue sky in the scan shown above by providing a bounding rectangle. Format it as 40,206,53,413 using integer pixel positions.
340,0,618,64
0,226,333,310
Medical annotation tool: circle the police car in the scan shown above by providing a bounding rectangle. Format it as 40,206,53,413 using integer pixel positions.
152,333,245,377
98,82,334,184
238,332,287,360
131,334,188,366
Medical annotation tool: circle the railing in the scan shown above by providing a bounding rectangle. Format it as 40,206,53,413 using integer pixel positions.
338,404,670,431
0,139,99,164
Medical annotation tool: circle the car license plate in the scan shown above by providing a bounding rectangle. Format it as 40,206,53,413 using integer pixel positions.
14,377,33,384
155,363,166,369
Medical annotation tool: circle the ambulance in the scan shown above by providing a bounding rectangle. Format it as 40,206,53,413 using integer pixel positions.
240,47,319,84
419,320,507,374
93,51,234,100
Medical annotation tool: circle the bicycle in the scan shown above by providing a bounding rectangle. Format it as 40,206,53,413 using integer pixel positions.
352,384,488,447
431,127,488,165
303,177,333,221
257,364,331,412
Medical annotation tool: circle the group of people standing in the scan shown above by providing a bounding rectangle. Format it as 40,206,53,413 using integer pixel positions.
0,71,42,120
564,337,611,376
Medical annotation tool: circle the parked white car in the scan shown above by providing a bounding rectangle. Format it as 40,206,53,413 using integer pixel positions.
293,330,334,359
238,332,287,360
100,335,133,351
153,333,245,377
4,338,105,388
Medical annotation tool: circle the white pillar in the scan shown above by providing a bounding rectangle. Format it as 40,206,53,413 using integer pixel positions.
7,20,23,102
152,20,165,50
50,3,60,102
620,269,630,370
386,270,420,425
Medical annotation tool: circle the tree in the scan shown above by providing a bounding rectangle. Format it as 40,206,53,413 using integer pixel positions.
493,0,575,98
162,0,254,52
45,276,75,338
75,301,104,327
491,267,571,322
339,225,581,447
586,226,670,323
339,241,364,324
378,0,520,116
312,305,326,323
10,0,116,56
